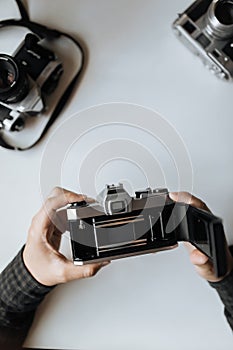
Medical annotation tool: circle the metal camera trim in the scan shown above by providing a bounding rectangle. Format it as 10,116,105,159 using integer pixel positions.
0,55,18,94
0,34,63,132
173,0,233,81
206,0,233,39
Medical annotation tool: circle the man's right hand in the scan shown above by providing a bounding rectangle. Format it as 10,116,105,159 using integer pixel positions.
169,191,233,283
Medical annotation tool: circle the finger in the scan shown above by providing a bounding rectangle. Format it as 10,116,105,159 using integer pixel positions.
54,197,95,234
62,261,111,282
183,243,209,265
53,209,69,233
190,246,233,282
169,192,192,204
36,189,87,229
193,261,216,281
183,241,196,253
189,248,209,266
47,227,63,251
169,192,210,212
46,188,87,211
186,247,220,282
183,240,217,280
49,186,65,198
190,251,217,281
49,187,94,204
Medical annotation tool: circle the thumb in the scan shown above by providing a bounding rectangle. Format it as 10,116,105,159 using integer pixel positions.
189,249,221,282
183,243,219,282
189,249,209,266
62,260,111,282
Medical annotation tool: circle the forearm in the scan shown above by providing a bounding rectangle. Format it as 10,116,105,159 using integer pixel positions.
0,247,54,349
209,268,233,331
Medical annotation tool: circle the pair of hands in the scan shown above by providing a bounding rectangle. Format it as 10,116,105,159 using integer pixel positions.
23,187,233,287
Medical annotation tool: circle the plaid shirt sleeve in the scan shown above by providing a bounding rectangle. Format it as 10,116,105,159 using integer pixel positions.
0,246,54,350
209,268,233,331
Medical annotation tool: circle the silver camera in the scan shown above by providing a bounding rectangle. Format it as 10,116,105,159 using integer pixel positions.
67,183,227,277
173,0,233,80
0,33,63,132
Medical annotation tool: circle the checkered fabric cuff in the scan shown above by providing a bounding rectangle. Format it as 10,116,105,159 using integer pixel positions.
209,268,233,330
0,246,54,313
209,268,233,294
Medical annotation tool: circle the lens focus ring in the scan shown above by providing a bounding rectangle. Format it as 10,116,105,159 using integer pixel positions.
0,54,29,103
206,0,233,39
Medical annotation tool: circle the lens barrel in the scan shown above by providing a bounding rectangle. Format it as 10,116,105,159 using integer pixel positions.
206,0,233,39
0,54,29,103
215,0,233,24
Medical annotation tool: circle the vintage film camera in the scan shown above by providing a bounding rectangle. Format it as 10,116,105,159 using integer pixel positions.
0,33,63,132
173,0,233,80
67,184,228,278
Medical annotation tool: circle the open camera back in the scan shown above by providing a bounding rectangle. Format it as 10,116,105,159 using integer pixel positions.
67,183,227,278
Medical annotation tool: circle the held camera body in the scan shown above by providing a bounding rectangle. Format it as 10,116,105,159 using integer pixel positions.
0,33,63,132
67,184,227,278
173,0,233,81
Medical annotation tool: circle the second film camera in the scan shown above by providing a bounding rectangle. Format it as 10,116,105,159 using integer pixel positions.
0,33,63,132
67,184,228,278
173,0,233,80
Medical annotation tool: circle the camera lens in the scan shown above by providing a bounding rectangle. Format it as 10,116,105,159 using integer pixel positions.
206,0,233,39
215,0,233,25
0,59,16,91
0,54,29,103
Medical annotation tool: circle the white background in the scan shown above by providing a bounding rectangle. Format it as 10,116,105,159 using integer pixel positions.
0,0,233,349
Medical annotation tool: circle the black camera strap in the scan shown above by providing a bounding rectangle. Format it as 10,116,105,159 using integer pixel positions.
15,0,29,21
0,0,85,150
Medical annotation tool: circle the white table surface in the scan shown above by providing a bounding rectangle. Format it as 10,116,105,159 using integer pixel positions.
0,0,232,349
